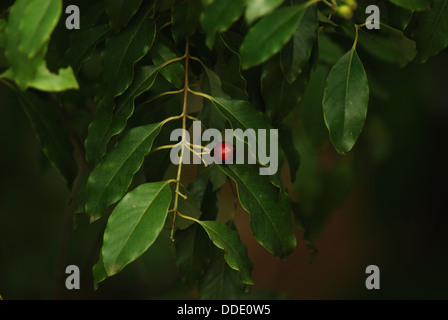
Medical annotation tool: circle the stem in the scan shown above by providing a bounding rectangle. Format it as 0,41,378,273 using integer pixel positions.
352,25,360,50
171,37,191,241
177,211,201,224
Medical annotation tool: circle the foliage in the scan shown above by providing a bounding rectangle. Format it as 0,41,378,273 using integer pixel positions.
0,0,447,299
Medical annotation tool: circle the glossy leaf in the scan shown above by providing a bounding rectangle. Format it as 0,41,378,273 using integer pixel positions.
245,0,284,25
85,65,160,166
16,92,77,187
240,5,306,69
200,0,246,48
105,0,143,32
101,181,172,277
172,0,203,42
388,0,430,11
101,9,155,100
198,220,254,285
85,122,163,221
411,0,448,63
323,49,369,155
218,164,297,258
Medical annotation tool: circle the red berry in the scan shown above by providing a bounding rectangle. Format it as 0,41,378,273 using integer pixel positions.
212,142,234,163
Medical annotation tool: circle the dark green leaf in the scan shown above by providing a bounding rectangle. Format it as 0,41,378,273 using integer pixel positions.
85,122,163,221
410,0,448,63
64,24,110,73
218,164,296,258
150,40,185,89
172,0,203,42
383,24,417,68
101,9,156,100
101,181,172,277
199,245,243,299
175,224,211,287
16,92,77,187
198,220,253,285
105,0,143,32
280,4,317,84
323,49,369,155
200,0,246,48
85,65,160,166
240,5,306,69
278,125,300,182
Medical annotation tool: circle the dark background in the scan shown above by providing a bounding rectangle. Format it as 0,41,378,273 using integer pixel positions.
0,31,447,300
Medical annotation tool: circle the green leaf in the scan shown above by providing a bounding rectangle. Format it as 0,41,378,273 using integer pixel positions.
200,0,246,48
105,0,143,32
218,164,297,258
410,0,448,63
199,245,244,299
323,49,369,155
101,8,156,101
16,92,77,187
3,0,63,90
166,187,202,230
92,253,107,290
382,24,417,68
27,64,79,92
245,0,284,25
278,125,300,182
172,0,203,42
175,224,212,287
280,4,317,84
240,5,306,69
197,220,253,285
64,24,110,73
101,181,172,277
85,122,163,222
261,50,315,124
17,0,62,59
388,0,430,11
150,40,185,89
85,65,160,166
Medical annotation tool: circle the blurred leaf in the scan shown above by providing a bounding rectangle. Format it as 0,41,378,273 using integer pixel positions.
16,92,77,187
100,181,172,278
323,49,369,155
240,5,306,69
388,0,430,11
105,0,143,32
218,164,296,258
85,122,163,221
200,0,246,48
16,0,62,59
27,64,78,92
245,0,284,24
166,187,202,231
172,0,203,42
278,124,300,182
198,220,253,285
410,0,448,63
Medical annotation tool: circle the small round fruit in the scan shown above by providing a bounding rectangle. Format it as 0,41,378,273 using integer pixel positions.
344,0,358,10
336,5,353,20
212,142,235,163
